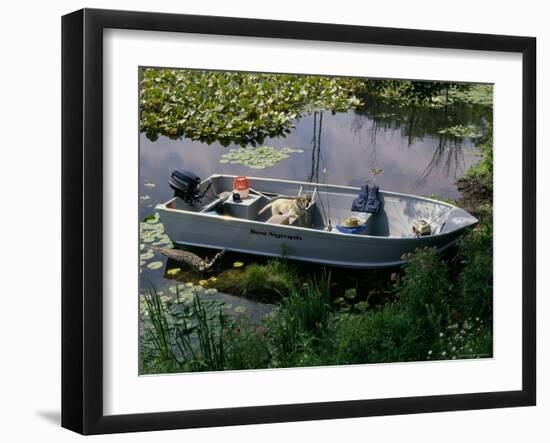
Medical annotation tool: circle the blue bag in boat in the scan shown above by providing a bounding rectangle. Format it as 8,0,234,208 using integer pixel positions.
351,183,380,214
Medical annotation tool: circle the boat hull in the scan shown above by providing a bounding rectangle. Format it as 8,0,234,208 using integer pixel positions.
158,209,468,269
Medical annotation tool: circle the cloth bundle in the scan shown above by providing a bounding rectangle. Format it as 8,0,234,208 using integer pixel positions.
351,183,381,214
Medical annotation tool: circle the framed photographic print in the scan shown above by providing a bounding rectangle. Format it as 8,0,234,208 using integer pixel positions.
61,8,536,435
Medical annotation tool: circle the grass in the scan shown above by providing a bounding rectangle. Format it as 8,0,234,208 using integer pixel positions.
213,259,301,302
266,272,332,367
140,287,229,373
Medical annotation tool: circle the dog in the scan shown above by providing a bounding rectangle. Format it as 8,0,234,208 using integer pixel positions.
258,194,311,223
265,213,292,225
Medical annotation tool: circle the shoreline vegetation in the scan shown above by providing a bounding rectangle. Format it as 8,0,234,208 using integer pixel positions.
139,70,493,374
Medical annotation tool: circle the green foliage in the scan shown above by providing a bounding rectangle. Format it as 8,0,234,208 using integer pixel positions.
367,81,493,109
446,84,494,107
223,320,271,370
456,220,493,322
366,80,459,106
266,273,332,367
322,303,422,364
396,247,452,339
220,146,304,169
428,318,492,360
140,241,493,374
140,288,229,373
438,124,483,139
221,259,301,301
140,68,364,146
466,122,493,183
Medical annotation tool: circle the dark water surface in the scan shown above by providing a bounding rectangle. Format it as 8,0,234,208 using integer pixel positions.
139,97,485,312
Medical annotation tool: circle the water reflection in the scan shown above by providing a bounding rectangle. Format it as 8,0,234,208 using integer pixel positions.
309,111,324,184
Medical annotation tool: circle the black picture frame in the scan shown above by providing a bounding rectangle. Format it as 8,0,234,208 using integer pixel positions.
61,8,536,435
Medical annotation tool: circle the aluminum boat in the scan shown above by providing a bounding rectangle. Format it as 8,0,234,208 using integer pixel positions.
156,174,478,269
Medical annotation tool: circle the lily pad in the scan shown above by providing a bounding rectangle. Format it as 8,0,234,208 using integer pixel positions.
147,261,164,270
233,261,244,268
140,251,155,260
344,288,357,299
220,146,304,169
140,68,363,146
438,124,482,139
166,268,181,276
143,214,157,223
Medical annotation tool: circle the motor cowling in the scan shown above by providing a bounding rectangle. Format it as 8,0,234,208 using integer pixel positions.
168,170,202,203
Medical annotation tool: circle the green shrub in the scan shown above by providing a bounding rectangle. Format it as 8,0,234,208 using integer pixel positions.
456,220,493,322
239,259,300,300
396,247,452,339
322,303,423,365
266,272,332,367
223,320,270,370
428,318,492,361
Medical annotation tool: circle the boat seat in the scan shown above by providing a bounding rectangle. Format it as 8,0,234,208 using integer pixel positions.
200,191,231,213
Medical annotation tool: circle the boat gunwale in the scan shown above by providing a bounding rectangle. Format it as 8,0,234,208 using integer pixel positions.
204,174,459,209
156,175,475,241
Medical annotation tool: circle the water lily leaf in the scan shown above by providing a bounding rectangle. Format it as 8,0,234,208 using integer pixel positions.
140,68,363,146
219,146,304,169
147,261,163,270
344,288,357,299
233,261,244,268
166,268,181,276
140,251,154,260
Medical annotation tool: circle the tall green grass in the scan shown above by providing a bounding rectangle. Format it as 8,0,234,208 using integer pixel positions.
266,272,332,367
140,288,228,373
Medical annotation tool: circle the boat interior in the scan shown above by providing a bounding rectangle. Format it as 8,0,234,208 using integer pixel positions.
164,175,469,238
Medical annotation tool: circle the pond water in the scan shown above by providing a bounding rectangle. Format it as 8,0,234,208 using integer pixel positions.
139,95,486,315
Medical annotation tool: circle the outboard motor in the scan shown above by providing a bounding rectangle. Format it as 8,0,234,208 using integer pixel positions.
169,170,207,205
